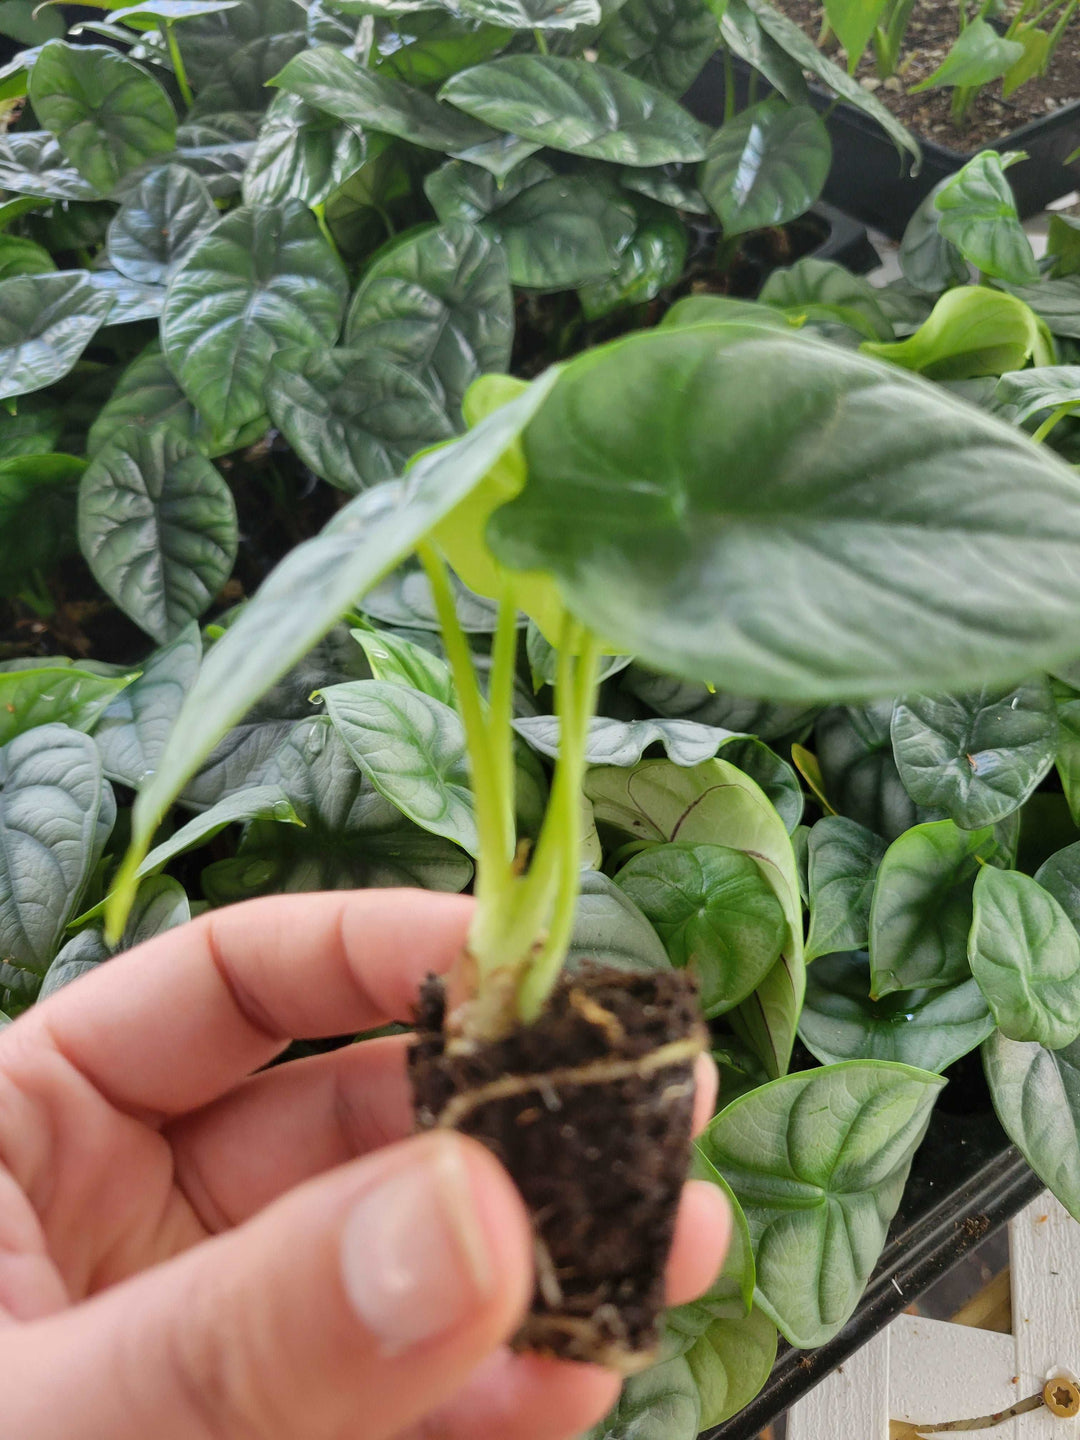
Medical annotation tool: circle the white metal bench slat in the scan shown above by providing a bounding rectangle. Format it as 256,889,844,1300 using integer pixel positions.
786,1194,1080,1439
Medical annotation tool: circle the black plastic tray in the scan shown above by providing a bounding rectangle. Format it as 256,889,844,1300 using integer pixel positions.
685,54,1080,241
702,1084,1043,1438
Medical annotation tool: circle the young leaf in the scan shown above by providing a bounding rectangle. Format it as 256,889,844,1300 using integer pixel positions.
861,286,1049,379
322,680,477,855
823,0,888,70
718,0,813,104
983,1030,1080,1220
805,815,886,961
699,97,830,238
1002,23,1051,98
242,92,366,208
491,323,1080,698
440,56,709,166
0,667,134,746
352,626,454,706
161,201,349,440
95,623,202,788
932,150,1039,285
869,819,997,996
108,375,559,935
585,757,804,1076
266,348,455,494
29,42,177,194
909,19,1024,95
800,949,994,1072
345,222,514,420
891,680,1058,829
106,164,218,286
88,341,201,457
969,866,1080,1049
200,717,474,900
567,869,670,974
613,842,787,1016
78,425,239,644
0,725,104,974
0,271,113,401
701,1061,944,1347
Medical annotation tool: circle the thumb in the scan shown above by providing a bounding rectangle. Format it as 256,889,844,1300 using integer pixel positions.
7,1133,534,1440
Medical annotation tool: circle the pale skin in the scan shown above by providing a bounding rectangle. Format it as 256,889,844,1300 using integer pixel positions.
0,889,730,1440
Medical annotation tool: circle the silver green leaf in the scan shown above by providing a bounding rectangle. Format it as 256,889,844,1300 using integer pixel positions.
699,97,830,238
984,1029,1080,1219
95,623,202,788
106,163,218,286
0,666,134,746
804,815,887,962
29,42,176,194
78,425,238,644
242,92,366,208
701,1060,944,1347
969,866,1080,1049
161,201,348,440
0,271,113,401
800,949,994,1072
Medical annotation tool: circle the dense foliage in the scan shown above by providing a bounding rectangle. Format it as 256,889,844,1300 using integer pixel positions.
5,3,1080,1438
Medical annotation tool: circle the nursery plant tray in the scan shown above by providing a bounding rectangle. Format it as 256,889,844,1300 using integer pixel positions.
685,55,1080,241
701,1097,1043,1438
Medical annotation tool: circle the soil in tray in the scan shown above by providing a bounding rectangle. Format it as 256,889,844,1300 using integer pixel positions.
775,0,1080,149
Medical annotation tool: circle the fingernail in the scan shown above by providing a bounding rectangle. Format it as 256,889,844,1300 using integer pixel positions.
340,1136,495,1354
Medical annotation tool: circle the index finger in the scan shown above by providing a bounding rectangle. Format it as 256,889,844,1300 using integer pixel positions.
4,890,473,1122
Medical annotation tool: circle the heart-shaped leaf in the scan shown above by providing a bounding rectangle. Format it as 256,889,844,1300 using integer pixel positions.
88,341,201,457
106,164,218,286
969,866,1080,1049
585,757,804,1076
242,92,366,208
493,323,1080,698
869,819,997,996
816,702,932,840
891,679,1058,829
578,199,687,321
984,1029,1080,1219
805,815,887,961
583,1355,701,1440
899,182,970,295
162,201,348,439
800,949,994,1072
107,374,560,935
0,725,104,973
0,666,134,746
1003,276,1080,340
599,0,720,95
567,868,670,974
95,623,202,787
823,0,887,71
29,42,176,194
200,717,473,900
996,366,1080,427
426,159,637,289
0,234,55,280
457,0,600,29
322,680,477,854
345,221,513,419
440,55,709,166
266,348,454,494
909,19,1024,95
931,149,1039,285
0,271,113,401
78,425,238,644
701,1060,945,1347
352,626,455,707
699,97,830,238
41,873,190,1000
614,842,787,1015
110,1,243,29
189,30,307,118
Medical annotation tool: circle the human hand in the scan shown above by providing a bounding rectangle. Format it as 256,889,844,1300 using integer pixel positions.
0,890,729,1440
